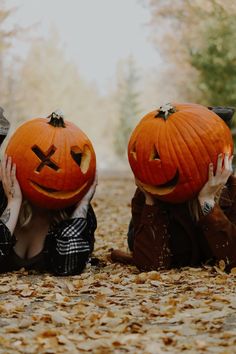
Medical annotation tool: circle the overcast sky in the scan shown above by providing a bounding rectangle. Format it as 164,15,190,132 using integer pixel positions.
6,0,160,93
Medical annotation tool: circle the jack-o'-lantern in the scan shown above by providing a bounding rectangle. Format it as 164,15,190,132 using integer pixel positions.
6,111,96,209
128,102,234,203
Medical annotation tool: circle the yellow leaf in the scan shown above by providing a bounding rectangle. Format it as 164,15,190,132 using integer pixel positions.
218,259,226,271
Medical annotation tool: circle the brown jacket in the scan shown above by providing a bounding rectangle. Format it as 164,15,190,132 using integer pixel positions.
111,176,236,272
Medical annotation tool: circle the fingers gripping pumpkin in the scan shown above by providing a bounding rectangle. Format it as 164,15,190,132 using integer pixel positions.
128,103,234,203
6,111,96,209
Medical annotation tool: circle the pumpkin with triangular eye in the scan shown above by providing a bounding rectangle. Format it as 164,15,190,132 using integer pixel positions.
6,111,96,209
128,102,234,203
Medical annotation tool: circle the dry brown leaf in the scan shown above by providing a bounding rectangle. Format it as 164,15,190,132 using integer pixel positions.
51,311,70,326
0,176,236,353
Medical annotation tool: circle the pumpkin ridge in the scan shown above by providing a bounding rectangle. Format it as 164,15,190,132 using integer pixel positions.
167,118,193,192
147,120,163,184
179,111,220,168
179,112,214,161
164,119,182,186
198,113,233,158
173,114,205,192
157,118,170,184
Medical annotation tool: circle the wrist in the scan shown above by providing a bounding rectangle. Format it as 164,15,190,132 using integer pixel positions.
198,197,215,207
198,198,215,216
7,198,22,208
78,199,90,207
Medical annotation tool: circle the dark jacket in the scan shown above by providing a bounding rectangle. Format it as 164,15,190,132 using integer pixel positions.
113,176,236,273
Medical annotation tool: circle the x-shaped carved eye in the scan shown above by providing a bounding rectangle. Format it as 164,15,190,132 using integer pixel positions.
32,145,59,172
71,145,91,174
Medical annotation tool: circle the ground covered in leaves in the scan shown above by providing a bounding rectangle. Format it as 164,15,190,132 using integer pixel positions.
0,173,236,353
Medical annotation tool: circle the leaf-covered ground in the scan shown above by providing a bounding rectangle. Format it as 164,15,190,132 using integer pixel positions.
0,174,236,354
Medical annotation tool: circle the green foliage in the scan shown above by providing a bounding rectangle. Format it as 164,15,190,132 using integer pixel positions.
114,58,141,157
189,6,236,107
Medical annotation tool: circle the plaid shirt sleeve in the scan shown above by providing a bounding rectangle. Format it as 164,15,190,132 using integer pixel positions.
0,184,14,256
48,205,97,275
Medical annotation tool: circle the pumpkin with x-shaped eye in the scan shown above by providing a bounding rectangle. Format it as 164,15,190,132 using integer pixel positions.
128,102,234,203
6,111,96,209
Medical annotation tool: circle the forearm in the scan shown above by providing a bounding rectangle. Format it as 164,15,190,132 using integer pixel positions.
51,222,91,275
51,250,90,275
198,205,236,270
198,197,215,216
51,210,96,275
71,200,90,219
0,200,21,235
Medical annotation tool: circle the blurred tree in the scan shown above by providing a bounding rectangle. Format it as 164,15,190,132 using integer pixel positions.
0,0,19,106
190,6,236,106
114,57,141,157
10,31,120,169
146,0,236,105
14,32,99,123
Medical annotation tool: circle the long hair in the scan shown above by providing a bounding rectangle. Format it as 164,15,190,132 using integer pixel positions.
18,199,72,228
187,198,202,222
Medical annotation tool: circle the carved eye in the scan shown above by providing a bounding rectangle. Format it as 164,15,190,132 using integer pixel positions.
130,142,137,160
150,145,160,161
71,149,82,166
32,145,59,173
71,145,91,174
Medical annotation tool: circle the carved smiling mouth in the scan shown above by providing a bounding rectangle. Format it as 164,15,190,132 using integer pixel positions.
30,180,88,199
137,169,179,196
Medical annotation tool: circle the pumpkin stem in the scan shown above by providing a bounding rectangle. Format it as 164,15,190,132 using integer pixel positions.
47,110,66,127
155,103,176,120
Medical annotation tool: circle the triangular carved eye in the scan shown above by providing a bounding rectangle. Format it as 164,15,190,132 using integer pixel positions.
71,145,91,174
150,145,160,161
71,148,82,166
130,142,137,160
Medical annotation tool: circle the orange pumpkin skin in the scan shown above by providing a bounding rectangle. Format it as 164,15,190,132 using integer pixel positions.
6,112,96,209
128,103,234,203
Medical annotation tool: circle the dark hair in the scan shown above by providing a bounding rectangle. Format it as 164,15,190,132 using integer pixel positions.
208,106,235,127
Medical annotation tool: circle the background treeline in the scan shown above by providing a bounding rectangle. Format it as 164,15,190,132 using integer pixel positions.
1,0,236,169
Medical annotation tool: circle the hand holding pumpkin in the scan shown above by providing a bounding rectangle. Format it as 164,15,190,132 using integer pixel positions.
198,153,234,208
0,155,22,204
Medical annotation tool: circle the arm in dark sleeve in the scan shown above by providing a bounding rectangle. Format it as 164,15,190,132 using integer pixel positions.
49,205,96,275
198,177,236,271
198,204,236,271
0,182,7,215
131,190,172,271
0,221,15,256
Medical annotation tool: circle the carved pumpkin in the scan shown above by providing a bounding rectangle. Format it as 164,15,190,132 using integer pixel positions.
6,111,96,209
128,102,234,203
